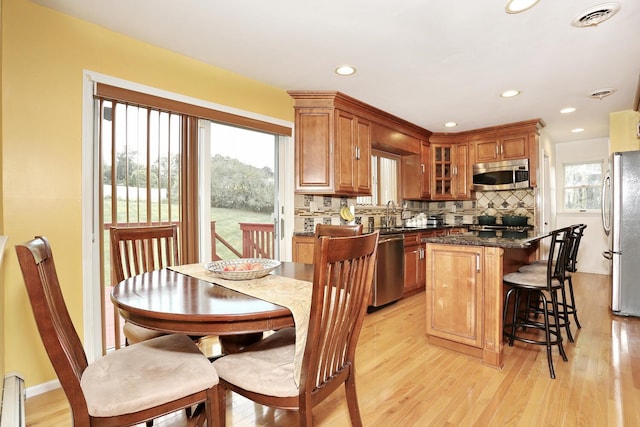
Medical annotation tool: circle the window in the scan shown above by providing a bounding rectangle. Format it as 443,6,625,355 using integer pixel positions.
356,152,399,205
563,161,603,211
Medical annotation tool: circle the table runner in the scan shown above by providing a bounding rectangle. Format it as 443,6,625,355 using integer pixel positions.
169,263,312,386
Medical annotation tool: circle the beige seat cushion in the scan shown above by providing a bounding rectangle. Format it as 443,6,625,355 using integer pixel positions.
81,334,218,417
213,327,298,398
123,321,166,344
517,261,573,277
503,271,564,288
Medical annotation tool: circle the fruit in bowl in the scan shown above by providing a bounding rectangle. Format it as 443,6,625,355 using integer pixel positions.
204,258,281,280
223,263,264,272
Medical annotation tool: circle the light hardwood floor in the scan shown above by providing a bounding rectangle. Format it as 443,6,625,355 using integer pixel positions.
25,272,640,426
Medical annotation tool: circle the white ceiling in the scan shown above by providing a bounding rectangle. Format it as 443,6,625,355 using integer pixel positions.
34,0,640,143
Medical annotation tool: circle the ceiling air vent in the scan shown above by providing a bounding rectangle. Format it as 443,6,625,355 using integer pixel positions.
572,2,621,27
589,88,616,100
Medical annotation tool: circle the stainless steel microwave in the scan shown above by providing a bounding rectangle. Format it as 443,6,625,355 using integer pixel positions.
472,159,529,191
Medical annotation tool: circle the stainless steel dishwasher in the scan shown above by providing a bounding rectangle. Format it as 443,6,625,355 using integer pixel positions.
370,233,405,307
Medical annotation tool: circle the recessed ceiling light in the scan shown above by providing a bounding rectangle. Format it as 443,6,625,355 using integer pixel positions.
505,0,540,14
444,122,457,128
571,128,585,133
560,107,576,114
500,89,520,98
335,65,356,76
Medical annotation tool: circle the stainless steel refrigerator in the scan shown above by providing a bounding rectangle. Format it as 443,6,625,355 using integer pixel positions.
602,150,640,317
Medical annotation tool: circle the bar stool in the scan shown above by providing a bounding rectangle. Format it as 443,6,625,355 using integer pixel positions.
518,224,586,341
502,227,573,379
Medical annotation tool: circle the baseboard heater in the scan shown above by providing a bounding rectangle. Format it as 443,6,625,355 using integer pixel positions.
0,374,26,427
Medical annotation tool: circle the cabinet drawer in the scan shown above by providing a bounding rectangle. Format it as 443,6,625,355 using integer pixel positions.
403,232,421,245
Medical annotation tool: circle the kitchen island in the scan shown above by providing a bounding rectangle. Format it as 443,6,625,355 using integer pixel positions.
422,229,549,369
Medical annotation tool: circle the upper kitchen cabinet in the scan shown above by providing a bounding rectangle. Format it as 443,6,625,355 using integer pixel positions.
401,140,431,200
433,119,543,189
469,120,543,166
474,133,528,163
429,139,471,200
289,91,431,196
289,92,371,195
335,110,372,194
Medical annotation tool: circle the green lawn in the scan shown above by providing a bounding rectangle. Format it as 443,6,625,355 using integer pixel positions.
103,199,273,283
211,207,273,259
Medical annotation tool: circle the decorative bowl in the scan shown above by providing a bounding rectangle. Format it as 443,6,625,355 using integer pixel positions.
204,258,281,280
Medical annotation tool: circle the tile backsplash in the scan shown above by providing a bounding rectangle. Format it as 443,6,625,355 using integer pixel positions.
293,188,536,233
475,189,535,225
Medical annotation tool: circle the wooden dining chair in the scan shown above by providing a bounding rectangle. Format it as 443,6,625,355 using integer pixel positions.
110,224,180,348
16,236,223,427
314,223,363,238
213,231,380,426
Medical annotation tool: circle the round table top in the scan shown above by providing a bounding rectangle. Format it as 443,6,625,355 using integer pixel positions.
111,262,314,336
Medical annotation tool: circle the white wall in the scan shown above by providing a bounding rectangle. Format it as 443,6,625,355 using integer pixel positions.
555,137,609,275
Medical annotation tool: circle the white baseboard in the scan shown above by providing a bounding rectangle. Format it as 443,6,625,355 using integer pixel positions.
24,379,61,399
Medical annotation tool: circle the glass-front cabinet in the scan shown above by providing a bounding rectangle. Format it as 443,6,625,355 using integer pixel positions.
431,142,470,200
432,144,452,198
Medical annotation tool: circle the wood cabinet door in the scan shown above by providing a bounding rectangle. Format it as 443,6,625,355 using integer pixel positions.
292,236,315,264
474,138,500,163
426,244,483,348
420,141,431,199
295,108,333,193
356,118,372,194
335,110,357,194
431,144,453,199
453,142,470,199
401,154,421,200
403,242,420,294
499,133,528,160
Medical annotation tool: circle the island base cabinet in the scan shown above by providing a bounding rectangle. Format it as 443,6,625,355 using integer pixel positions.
425,244,504,369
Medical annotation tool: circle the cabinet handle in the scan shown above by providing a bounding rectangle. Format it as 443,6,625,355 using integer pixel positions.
476,253,480,271
495,145,499,156
500,144,503,155
421,164,425,174
355,146,360,160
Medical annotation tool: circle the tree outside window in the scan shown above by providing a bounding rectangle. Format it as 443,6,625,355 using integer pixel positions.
564,161,603,211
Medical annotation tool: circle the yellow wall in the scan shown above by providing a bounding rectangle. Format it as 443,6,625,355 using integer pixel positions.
2,0,294,387
610,110,640,152
1,0,5,381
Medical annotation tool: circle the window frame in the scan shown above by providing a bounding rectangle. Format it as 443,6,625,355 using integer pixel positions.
561,159,604,213
356,150,401,206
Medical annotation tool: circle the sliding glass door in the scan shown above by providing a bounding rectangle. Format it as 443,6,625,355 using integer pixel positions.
198,121,280,262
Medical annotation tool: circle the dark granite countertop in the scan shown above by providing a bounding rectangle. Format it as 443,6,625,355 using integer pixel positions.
422,229,550,249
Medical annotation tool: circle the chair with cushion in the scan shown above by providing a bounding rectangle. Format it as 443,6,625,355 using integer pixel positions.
110,224,180,347
16,236,223,427
213,231,380,426
518,224,587,340
502,226,573,379
314,223,363,238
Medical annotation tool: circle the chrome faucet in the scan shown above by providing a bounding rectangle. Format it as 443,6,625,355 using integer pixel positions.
386,200,396,228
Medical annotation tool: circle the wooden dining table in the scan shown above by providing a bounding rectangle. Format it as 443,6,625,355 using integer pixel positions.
111,262,314,339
